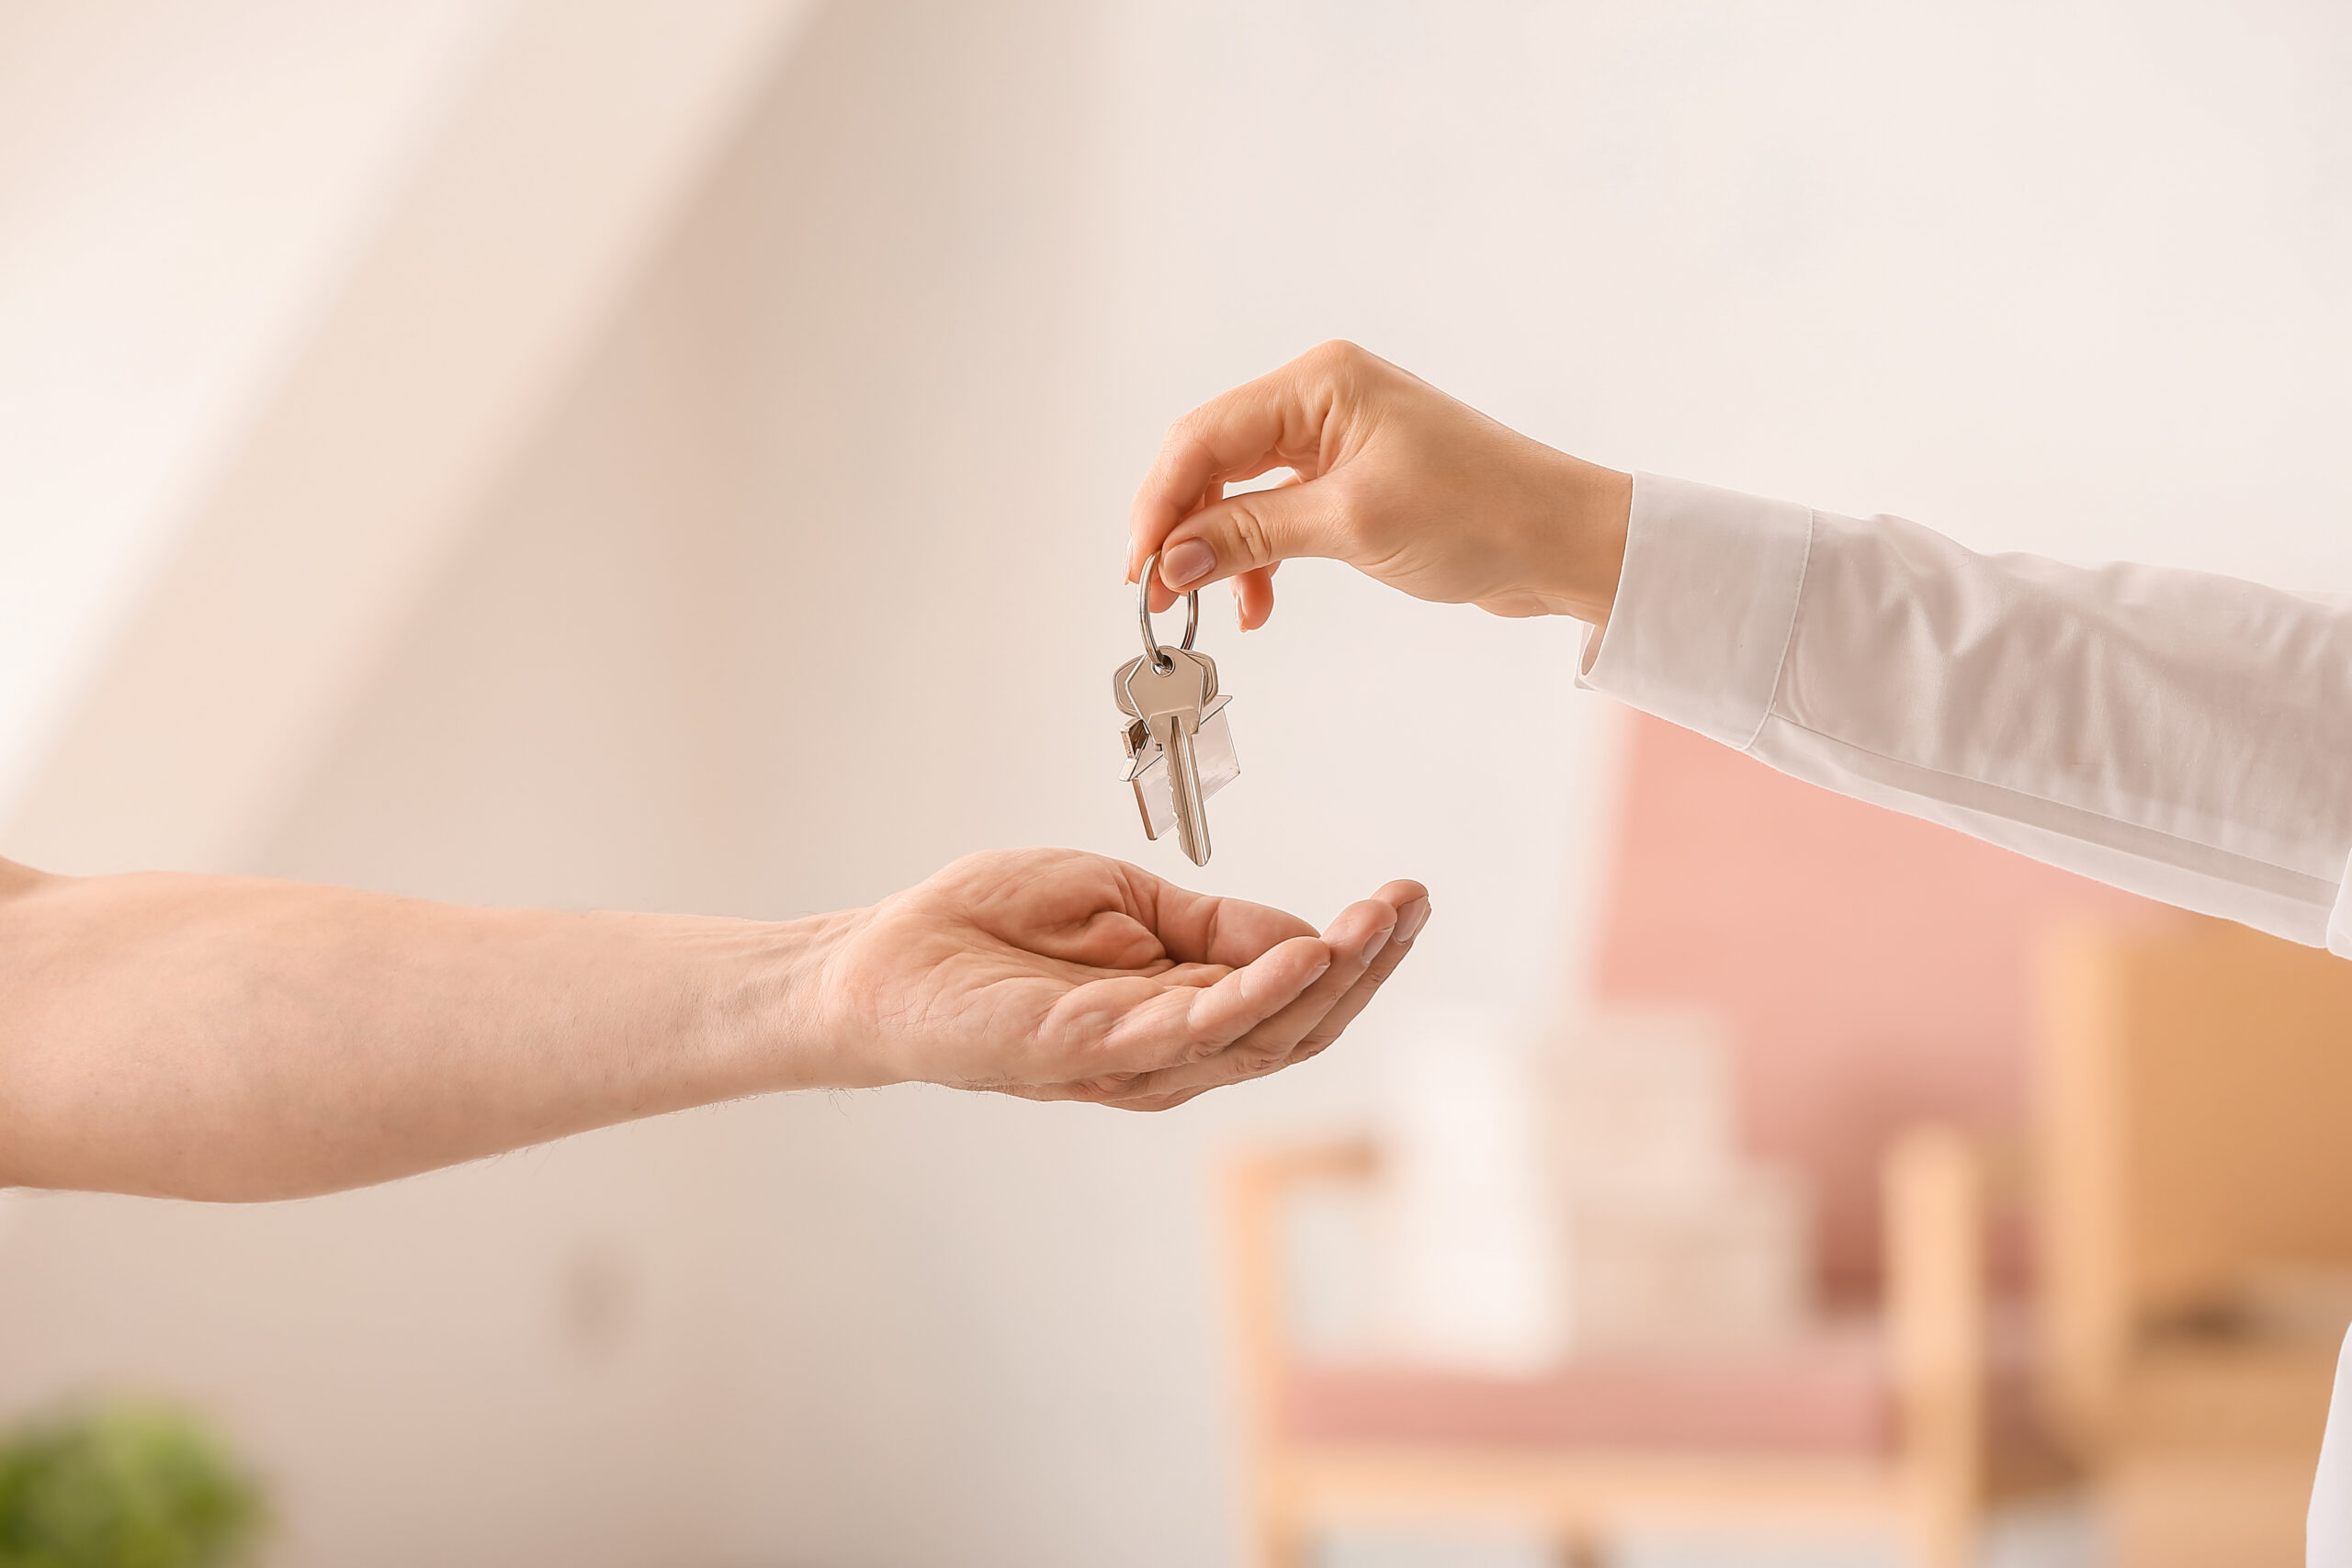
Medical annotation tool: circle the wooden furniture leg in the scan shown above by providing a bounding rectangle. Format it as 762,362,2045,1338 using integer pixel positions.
1887,1127,1985,1568
1227,1144,1378,1568
1555,1529,1606,1568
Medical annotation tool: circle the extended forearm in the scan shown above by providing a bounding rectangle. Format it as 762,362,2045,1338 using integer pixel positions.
0,862,851,1199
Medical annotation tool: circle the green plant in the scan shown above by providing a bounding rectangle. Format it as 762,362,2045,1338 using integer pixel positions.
0,1403,266,1568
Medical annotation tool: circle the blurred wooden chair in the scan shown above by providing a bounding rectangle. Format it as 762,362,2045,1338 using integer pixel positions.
1220,1128,1986,1567
2039,919,2352,1568
1214,714,2173,1565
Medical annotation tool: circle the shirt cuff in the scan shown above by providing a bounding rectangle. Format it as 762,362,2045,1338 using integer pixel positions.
1577,471,1815,750
2328,848,2352,959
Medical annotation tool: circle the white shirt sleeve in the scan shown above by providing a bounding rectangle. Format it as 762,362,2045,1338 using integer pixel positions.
1579,472,2352,955
2316,1341,2352,1565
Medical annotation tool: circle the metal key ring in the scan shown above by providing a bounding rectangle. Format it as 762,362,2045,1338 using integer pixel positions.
1137,551,1199,672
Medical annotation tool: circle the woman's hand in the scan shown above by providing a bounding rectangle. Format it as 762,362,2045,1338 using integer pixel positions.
815,849,1428,1111
1126,341,1633,630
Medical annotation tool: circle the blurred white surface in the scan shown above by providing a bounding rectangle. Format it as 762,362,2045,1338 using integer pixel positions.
1376,1016,1566,1371
1554,1011,1811,1352
1555,1010,1740,1196
1319,1493,2104,1568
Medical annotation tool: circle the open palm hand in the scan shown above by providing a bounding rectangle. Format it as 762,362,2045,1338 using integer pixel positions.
816,849,1428,1111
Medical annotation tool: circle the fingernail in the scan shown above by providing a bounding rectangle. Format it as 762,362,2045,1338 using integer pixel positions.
1306,961,1331,987
1359,926,1394,965
1163,537,1216,587
1394,898,1431,944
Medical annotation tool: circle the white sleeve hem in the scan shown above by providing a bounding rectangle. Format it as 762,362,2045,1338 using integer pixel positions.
1758,711,2339,949
1577,471,1815,751
2327,848,2352,959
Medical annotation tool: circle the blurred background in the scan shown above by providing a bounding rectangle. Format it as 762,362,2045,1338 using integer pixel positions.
3,1,2351,1565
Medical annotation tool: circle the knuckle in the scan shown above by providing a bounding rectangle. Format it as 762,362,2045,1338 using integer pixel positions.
1224,502,1275,567
1170,406,1220,451
1234,1043,1290,1078
1306,338,1363,373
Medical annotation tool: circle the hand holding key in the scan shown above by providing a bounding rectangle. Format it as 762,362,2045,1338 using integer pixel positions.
814,849,1430,1111
1126,340,1634,631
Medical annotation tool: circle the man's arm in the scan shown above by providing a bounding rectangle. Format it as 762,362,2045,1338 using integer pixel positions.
0,850,1427,1200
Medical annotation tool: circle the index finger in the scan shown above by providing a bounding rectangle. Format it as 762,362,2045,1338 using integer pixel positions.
1140,872,1319,970
1125,355,1343,590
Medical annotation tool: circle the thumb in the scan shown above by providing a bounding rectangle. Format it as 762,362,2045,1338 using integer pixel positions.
1154,478,1340,597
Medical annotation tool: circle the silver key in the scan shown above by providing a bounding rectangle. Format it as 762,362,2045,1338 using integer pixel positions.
1120,649,1213,864
1118,692,1238,840
1112,557,1241,864
1115,661,1239,847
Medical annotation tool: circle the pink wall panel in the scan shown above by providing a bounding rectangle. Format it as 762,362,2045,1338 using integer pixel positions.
1589,713,2167,1295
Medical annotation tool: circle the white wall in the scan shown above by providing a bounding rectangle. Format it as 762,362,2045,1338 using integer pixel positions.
0,0,506,810
4,2,2351,1566
0,0,818,876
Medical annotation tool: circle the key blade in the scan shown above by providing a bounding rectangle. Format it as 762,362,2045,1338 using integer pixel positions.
1114,649,1221,863
1125,697,1236,840
1155,713,1212,865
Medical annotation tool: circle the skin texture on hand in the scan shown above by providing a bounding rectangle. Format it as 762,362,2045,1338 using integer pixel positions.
1126,340,1634,631
0,849,1427,1199
815,850,1429,1112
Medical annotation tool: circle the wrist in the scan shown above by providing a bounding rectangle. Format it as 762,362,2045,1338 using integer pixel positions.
1532,454,1632,626
699,906,876,1096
